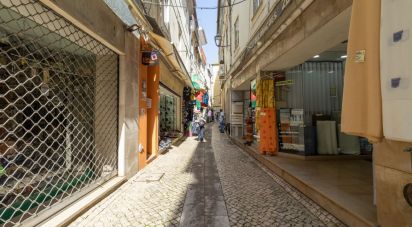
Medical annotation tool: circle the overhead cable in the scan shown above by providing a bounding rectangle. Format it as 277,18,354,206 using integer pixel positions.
141,0,247,10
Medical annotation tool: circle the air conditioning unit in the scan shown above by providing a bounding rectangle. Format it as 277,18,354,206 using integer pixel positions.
198,27,207,46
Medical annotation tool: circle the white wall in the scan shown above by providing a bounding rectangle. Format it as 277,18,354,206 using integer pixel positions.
169,0,192,73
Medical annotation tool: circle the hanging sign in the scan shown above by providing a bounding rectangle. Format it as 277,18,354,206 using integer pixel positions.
275,80,294,86
142,51,159,66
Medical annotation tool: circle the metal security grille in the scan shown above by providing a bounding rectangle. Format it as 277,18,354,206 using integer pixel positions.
0,0,119,225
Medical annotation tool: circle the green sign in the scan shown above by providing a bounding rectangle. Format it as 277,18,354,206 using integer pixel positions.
275,80,294,86
0,165,4,176
251,79,257,108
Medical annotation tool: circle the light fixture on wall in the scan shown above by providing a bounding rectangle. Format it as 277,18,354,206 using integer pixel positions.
340,55,347,59
127,24,141,32
214,34,230,47
313,55,320,58
127,24,149,41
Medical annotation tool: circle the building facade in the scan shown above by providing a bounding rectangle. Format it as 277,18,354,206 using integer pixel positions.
215,0,412,226
138,0,208,167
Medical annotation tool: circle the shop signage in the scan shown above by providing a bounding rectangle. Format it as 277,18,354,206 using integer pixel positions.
142,51,159,66
290,109,304,126
146,98,152,109
355,50,365,63
275,80,293,86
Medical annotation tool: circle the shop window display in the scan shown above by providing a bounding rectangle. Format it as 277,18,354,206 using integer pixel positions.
159,87,183,151
0,2,119,224
182,86,194,135
274,62,373,156
160,95,177,132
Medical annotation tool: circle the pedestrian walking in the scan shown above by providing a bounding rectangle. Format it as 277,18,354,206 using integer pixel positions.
207,109,212,122
198,117,206,142
218,109,225,133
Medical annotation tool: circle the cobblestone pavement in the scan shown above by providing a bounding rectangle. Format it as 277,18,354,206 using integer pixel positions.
70,123,345,226
211,126,345,227
70,134,199,226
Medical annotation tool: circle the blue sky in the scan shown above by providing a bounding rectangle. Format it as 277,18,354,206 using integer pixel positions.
196,0,218,64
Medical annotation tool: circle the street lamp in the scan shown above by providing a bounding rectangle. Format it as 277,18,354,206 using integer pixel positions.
214,34,230,47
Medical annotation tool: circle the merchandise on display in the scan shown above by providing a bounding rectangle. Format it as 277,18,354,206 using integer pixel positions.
338,124,361,155
158,86,187,151
316,121,339,155
159,94,176,133
183,86,194,134
258,108,278,155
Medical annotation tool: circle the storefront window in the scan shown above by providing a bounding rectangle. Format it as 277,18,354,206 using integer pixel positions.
159,86,181,133
0,1,118,225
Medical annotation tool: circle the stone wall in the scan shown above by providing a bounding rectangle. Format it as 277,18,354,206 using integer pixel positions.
374,140,412,226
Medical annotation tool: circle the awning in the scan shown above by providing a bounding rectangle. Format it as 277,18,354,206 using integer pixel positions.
149,32,192,87
191,74,206,90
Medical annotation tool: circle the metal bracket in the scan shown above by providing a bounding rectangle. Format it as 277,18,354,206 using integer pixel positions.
403,147,412,153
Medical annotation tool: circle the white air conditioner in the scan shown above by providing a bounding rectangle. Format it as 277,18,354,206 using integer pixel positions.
198,27,207,46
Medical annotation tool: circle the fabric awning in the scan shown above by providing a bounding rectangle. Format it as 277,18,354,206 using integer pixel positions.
149,32,192,87
191,74,206,90
341,0,382,143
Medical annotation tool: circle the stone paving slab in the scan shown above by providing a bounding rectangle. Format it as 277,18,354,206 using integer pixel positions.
70,124,345,227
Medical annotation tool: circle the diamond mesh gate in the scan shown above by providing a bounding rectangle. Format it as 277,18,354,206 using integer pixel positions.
0,0,119,225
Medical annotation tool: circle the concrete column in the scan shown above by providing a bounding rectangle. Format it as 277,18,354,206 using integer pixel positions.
147,65,160,158
117,32,140,178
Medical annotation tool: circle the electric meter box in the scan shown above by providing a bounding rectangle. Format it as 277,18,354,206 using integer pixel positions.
381,0,412,142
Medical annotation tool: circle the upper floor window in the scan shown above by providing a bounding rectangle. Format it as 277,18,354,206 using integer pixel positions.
163,0,170,24
253,0,261,15
234,17,239,49
178,25,183,50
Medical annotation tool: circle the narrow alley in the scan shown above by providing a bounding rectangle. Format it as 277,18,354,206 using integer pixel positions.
70,124,343,227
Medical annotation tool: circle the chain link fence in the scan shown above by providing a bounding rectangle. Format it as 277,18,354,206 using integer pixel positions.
0,0,119,225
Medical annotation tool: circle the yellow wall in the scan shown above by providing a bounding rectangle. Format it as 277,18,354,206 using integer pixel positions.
213,75,221,108
147,65,160,159
159,61,185,94
138,60,148,170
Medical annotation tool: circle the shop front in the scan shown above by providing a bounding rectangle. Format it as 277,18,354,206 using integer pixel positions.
138,31,193,167
159,85,183,152
0,1,122,225
230,42,376,226
235,43,374,158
